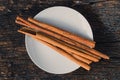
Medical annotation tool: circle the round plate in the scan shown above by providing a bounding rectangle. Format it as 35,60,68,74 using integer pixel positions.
25,6,93,74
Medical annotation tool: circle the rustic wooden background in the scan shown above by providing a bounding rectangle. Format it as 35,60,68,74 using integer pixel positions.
0,0,120,80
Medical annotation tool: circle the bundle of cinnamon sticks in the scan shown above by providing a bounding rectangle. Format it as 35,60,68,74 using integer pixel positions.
15,16,109,71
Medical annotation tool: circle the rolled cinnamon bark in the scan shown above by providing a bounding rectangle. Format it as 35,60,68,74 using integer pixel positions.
18,28,91,70
35,39,91,70
71,54,92,64
36,32,99,62
16,16,94,49
28,17,95,48
16,16,109,60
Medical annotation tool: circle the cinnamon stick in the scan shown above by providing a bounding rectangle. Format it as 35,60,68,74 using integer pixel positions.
16,16,94,49
64,43,101,60
16,16,109,59
71,53,92,64
18,28,91,70
36,32,99,62
16,20,100,62
27,18,109,59
18,26,99,62
16,20,28,27
28,17,95,48
16,16,110,70
36,40,91,70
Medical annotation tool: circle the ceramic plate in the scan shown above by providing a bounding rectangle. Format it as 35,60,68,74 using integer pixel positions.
25,6,93,74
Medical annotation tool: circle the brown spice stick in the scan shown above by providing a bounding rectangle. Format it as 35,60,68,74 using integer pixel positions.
26,28,93,64
19,27,95,63
64,42,101,60
16,16,93,49
16,19,100,61
16,17,100,59
35,40,91,70
27,18,109,59
18,28,91,70
71,53,92,64
36,32,99,62
28,17,95,48
15,20,99,62
83,50,101,59
54,38,99,62
16,17,109,59
16,20,28,27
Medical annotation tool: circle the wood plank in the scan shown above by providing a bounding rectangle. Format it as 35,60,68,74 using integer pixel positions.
0,0,120,80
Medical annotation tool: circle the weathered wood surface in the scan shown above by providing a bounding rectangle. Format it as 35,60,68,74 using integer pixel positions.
0,0,120,80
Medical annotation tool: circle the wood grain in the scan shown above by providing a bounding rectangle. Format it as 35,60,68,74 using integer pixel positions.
0,0,120,80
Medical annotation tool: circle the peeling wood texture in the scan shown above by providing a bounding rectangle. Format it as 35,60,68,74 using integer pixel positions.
0,0,120,80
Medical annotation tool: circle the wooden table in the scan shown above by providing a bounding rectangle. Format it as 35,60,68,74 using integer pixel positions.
0,0,120,80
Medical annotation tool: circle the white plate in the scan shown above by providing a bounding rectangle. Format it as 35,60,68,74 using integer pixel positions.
25,6,93,74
